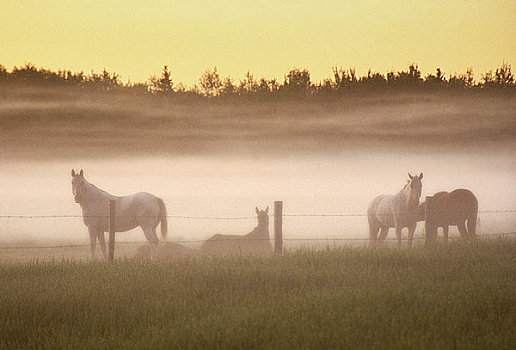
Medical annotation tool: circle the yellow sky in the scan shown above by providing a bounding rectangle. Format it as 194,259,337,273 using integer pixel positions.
1,0,515,85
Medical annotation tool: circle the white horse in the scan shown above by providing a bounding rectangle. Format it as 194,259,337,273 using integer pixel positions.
368,173,423,247
201,207,272,255
71,169,167,259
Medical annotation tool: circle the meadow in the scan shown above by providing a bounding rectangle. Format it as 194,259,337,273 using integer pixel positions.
1,86,515,348
1,240,515,349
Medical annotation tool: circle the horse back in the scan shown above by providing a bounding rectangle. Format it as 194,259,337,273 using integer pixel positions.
368,194,397,227
425,189,478,226
201,233,272,255
116,192,160,214
449,189,478,221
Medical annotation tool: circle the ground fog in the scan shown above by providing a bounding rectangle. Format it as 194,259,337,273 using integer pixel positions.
1,91,515,254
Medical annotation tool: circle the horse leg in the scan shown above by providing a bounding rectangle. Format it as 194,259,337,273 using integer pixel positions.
457,222,468,240
142,225,159,259
443,226,449,243
395,226,402,247
378,226,389,246
88,227,97,260
97,231,107,260
407,224,416,248
425,222,437,245
467,216,477,240
369,223,380,247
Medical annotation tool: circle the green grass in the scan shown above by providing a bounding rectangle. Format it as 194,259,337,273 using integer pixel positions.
1,240,515,349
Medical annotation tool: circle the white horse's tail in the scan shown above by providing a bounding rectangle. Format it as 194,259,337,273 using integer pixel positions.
158,198,168,241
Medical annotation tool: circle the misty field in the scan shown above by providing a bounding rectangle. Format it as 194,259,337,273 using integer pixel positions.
1,240,515,349
1,87,515,348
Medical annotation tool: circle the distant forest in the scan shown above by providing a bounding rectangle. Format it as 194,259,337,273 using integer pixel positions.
0,62,514,99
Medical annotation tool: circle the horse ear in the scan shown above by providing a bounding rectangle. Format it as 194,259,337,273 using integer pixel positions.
79,169,84,177
419,172,423,179
408,173,414,179
265,206,269,214
256,207,259,214
71,169,76,177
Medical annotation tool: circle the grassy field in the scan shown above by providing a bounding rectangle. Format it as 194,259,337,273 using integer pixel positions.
1,240,515,349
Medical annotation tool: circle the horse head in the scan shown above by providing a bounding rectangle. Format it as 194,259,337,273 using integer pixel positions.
407,172,423,205
256,206,269,229
71,169,86,203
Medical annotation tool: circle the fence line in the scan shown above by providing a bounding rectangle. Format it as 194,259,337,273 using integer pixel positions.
1,209,515,220
1,232,515,251
1,206,514,254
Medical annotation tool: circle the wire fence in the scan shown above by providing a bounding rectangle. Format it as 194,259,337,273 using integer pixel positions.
1,209,515,219
1,209,515,251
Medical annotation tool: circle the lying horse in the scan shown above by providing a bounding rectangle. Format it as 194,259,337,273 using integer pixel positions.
71,169,167,259
418,189,478,242
368,173,423,247
201,207,272,255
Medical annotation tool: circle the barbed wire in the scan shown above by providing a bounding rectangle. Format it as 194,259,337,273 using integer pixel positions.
0,209,515,220
1,209,514,251
1,232,515,251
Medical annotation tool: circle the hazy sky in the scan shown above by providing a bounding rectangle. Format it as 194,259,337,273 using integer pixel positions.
1,0,515,85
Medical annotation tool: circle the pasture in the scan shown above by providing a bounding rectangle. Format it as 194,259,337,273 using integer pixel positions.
1,240,515,349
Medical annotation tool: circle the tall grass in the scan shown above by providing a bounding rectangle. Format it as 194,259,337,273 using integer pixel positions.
1,240,515,349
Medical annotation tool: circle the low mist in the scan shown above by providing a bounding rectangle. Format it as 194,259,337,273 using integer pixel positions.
1,90,515,249
1,150,514,246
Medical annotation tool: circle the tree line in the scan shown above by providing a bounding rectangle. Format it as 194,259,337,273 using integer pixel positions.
0,62,514,99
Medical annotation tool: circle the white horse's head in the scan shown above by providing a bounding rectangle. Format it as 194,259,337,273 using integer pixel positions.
407,172,423,204
71,169,86,203
256,206,269,228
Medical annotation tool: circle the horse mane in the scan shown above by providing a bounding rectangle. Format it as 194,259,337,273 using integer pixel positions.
396,179,418,209
83,177,111,199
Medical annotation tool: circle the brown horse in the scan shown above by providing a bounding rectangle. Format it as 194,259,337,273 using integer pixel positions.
201,207,272,255
418,189,478,242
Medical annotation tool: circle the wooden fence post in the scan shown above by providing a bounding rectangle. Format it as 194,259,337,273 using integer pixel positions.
108,200,116,262
274,201,283,254
424,196,435,244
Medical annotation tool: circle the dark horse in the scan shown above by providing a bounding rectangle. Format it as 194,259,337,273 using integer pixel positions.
418,189,478,242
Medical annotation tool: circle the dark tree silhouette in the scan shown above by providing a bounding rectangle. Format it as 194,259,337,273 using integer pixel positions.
156,65,173,93
387,64,423,90
1,61,514,98
448,68,474,90
359,69,387,91
282,68,311,96
199,67,222,97
495,62,514,88
239,71,259,95
0,64,7,82
220,77,236,96
424,68,446,89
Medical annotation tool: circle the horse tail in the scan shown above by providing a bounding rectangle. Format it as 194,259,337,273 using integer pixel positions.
467,195,478,237
367,199,380,244
158,198,168,241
